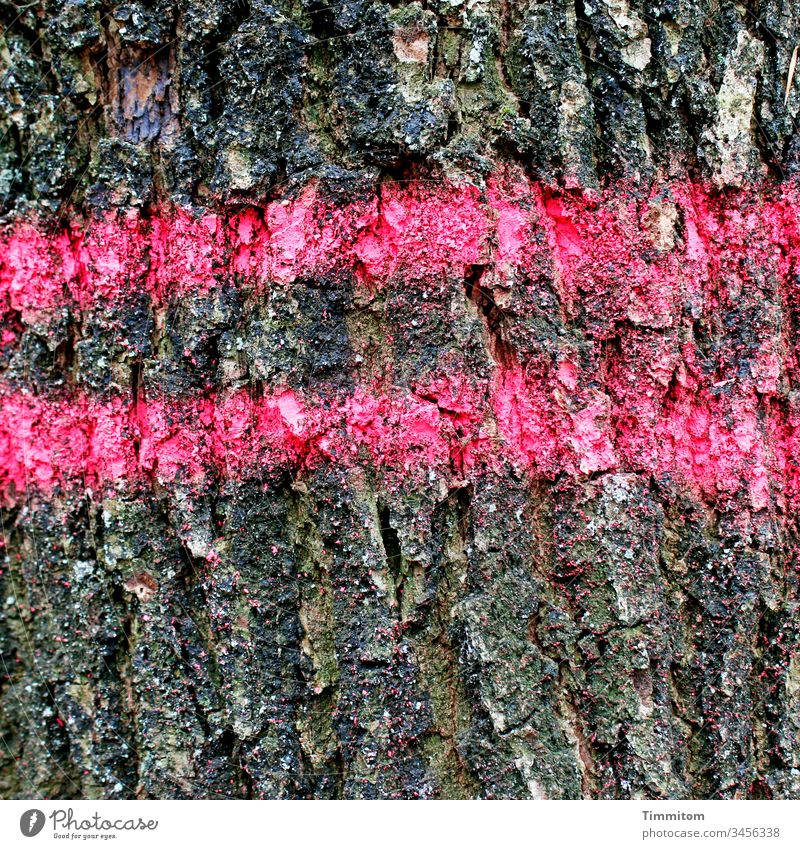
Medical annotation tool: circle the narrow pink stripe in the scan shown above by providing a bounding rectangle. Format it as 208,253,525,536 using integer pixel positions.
4,174,798,322
1,369,797,512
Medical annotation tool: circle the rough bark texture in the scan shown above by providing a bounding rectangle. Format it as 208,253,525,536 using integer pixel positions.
3,0,800,800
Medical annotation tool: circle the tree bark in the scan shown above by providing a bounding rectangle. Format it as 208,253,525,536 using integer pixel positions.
2,0,800,799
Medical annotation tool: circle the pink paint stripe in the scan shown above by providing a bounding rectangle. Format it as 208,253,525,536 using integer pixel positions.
0,380,484,500
4,173,800,511
1,181,493,320
4,174,800,326
1,365,798,512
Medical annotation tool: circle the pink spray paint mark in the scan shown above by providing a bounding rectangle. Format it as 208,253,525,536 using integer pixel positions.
0,362,797,513
3,172,800,512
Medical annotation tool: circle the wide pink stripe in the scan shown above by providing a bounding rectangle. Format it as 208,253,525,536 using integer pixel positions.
1,368,797,511
3,174,799,323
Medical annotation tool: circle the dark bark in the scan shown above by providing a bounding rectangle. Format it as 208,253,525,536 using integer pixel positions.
2,0,800,800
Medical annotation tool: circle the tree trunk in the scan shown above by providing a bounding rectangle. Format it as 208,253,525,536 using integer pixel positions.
2,0,800,800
